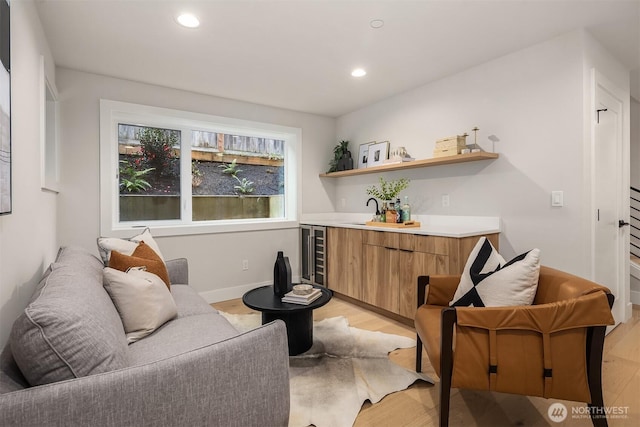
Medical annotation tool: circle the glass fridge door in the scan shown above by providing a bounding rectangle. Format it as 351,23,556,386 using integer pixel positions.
313,228,325,286
300,226,312,283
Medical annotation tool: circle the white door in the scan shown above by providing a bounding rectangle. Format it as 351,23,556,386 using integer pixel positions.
593,75,627,326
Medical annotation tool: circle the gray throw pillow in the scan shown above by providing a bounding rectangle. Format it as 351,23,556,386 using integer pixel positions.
103,267,177,343
9,246,129,386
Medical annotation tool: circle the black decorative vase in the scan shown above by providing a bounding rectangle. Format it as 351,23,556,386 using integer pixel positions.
273,251,292,297
337,151,354,171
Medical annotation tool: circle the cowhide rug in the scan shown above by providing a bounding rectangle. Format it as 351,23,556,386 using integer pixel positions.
219,312,433,427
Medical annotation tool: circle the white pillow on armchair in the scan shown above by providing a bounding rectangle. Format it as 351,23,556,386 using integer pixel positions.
450,237,540,307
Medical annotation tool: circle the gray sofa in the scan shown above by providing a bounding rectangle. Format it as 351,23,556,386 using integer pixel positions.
0,246,290,426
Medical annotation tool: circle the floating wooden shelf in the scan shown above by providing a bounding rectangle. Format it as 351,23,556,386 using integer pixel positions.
319,152,499,178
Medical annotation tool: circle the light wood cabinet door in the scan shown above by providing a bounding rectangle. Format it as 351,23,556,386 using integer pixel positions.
362,244,399,313
398,250,449,319
327,227,363,299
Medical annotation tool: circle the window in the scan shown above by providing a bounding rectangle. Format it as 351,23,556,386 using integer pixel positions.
40,56,60,192
100,100,300,236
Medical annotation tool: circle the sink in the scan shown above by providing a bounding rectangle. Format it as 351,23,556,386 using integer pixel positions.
345,222,367,226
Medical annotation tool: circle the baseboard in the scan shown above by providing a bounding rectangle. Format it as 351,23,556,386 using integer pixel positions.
199,275,301,304
199,281,269,304
631,289,640,305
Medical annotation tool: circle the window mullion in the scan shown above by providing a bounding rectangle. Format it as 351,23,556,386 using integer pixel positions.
181,128,193,225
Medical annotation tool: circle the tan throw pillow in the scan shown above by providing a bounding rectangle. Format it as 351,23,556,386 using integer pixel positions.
109,241,171,289
103,267,177,343
97,227,165,265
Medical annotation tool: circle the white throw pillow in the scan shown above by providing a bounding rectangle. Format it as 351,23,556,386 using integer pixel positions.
450,237,541,307
103,267,177,343
97,227,165,265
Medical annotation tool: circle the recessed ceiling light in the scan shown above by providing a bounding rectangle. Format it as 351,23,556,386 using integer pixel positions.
370,19,384,29
351,68,367,77
176,13,200,28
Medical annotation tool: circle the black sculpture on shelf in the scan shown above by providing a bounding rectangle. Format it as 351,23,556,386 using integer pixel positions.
337,150,354,171
327,140,354,173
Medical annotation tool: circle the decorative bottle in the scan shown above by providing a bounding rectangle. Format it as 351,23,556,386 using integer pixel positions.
273,251,292,297
401,196,411,222
395,198,402,223
385,201,396,223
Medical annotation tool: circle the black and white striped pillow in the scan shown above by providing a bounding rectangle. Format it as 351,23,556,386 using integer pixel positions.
450,237,540,307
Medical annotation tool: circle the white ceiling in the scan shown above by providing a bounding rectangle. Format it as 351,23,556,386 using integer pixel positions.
35,0,640,117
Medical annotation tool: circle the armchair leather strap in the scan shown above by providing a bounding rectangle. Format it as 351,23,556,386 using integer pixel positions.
489,330,498,391
543,332,553,398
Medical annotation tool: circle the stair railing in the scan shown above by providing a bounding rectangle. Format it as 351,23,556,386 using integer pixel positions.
630,186,640,259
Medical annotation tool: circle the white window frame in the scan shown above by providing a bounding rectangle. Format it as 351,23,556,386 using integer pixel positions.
100,99,301,237
40,55,60,193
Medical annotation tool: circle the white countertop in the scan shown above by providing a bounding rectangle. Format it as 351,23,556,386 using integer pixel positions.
300,213,500,238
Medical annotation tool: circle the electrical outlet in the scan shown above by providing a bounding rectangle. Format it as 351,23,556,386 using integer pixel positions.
442,194,450,207
242,260,249,271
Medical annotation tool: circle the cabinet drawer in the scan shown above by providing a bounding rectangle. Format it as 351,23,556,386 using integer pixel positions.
363,230,399,248
398,234,415,251
414,235,450,255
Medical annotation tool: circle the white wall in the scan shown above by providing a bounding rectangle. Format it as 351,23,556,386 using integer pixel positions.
56,69,335,301
0,1,59,346
336,31,598,277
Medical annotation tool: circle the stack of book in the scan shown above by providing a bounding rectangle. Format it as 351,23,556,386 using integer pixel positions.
281,288,322,305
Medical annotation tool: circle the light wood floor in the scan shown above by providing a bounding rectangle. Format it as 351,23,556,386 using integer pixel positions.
212,297,640,426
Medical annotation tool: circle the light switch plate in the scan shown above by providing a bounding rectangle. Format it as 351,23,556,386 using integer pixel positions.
551,191,564,207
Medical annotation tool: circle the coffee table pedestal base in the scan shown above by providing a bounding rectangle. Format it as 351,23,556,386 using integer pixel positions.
263,311,313,356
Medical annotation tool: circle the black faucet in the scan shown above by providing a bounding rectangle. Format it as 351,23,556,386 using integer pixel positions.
366,198,380,215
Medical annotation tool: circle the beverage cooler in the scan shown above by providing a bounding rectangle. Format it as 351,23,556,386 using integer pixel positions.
300,225,326,287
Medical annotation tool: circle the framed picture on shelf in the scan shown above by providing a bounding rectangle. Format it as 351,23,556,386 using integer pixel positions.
357,141,374,169
367,141,389,168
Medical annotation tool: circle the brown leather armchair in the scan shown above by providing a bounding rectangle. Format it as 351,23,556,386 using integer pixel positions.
415,266,615,427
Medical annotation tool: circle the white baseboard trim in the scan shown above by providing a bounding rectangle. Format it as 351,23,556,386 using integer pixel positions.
630,289,640,306
199,281,269,304
199,275,302,304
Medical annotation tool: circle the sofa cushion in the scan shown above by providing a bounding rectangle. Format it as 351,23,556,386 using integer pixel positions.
128,313,240,366
9,246,129,386
450,237,540,307
103,267,178,343
109,241,170,288
0,346,28,394
171,284,218,318
97,227,165,265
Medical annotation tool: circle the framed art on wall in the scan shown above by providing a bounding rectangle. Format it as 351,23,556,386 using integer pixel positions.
0,0,10,215
357,141,374,169
367,141,389,168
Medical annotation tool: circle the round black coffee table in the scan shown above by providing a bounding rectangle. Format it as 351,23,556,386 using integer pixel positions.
242,285,332,355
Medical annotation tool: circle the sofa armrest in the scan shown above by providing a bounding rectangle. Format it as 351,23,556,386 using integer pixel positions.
166,258,189,285
0,321,290,427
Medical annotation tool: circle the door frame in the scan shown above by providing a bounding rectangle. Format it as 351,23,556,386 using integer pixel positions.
589,68,631,324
